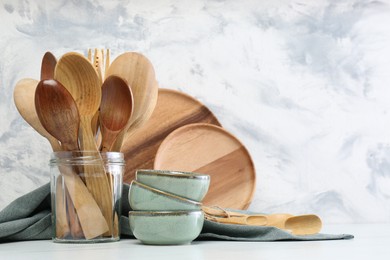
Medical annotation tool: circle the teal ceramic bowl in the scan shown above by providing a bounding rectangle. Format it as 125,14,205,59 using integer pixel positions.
136,169,210,201
129,210,204,245
129,181,202,211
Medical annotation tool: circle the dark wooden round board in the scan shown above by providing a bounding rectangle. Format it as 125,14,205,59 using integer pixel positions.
121,88,221,183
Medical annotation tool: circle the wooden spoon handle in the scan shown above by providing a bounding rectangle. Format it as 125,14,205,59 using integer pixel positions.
202,206,248,217
59,165,109,239
54,175,70,239
79,116,115,236
93,48,104,84
65,187,84,239
204,214,268,226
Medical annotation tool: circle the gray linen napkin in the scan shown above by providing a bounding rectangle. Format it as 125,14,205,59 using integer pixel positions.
0,183,353,242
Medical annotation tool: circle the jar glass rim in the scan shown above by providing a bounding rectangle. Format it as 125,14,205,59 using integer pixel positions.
50,151,125,166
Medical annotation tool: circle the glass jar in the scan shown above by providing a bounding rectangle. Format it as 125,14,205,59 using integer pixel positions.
50,151,124,243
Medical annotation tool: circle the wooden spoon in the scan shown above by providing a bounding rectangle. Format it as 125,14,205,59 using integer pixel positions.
33,79,109,239
41,52,86,238
41,52,57,80
13,78,108,239
14,78,69,238
54,52,101,151
100,75,133,152
13,78,61,151
34,79,86,237
106,52,158,151
203,206,322,235
34,78,84,238
34,79,80,151
54,52,114,235
204,213,321,235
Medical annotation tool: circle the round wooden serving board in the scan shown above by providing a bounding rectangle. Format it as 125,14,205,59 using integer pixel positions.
154,123,256,210
121,88,221,183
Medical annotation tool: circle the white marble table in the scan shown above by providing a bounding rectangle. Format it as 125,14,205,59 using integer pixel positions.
0,224,388,260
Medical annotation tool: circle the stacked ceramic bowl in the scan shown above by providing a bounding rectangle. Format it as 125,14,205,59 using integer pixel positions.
128,169,210,245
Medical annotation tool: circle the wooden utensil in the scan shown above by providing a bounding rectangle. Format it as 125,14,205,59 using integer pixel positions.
54,52,102,152
65,188,84,239
40,52,85,239
104,49,110,79
54,52,114,235
87,48,105,139
13,78,108,239
57,163,110,239
203,206,290,228
202,206,322,235
106,52,158,151
121,88,221,183
54,175,70,238
41,52,57,80
285,214,322,235
34,79,80,151
34,79,110,239
100,75,133,152
14,77,70,238
124,78,158,136
154,123,256,209
204,213,321,235
13,78,60,151
93,48,104,84
34,78,82,237
110,78,158,153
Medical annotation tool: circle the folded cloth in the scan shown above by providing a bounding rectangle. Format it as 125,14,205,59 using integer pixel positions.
0,183,354,242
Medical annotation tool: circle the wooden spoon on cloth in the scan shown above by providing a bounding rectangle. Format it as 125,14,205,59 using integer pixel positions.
34,79,109,239
106,52,158,151
203,206,322,235
204,214,322,235
100,75,133,152
54,52,114,235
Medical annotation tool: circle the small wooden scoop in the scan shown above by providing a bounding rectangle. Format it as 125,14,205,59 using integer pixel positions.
284,214,322,235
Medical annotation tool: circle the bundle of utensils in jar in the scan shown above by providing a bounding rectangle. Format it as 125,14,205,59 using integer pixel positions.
13,49,158,241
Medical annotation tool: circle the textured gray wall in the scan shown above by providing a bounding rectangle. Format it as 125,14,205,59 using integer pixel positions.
1,0,390,224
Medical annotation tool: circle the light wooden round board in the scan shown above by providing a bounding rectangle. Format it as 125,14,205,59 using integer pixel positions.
121,88,221,183
154,123,256,210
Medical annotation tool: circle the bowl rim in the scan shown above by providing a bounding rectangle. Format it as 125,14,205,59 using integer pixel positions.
136,169,210,180
128,210,203,217
131,180,202,206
